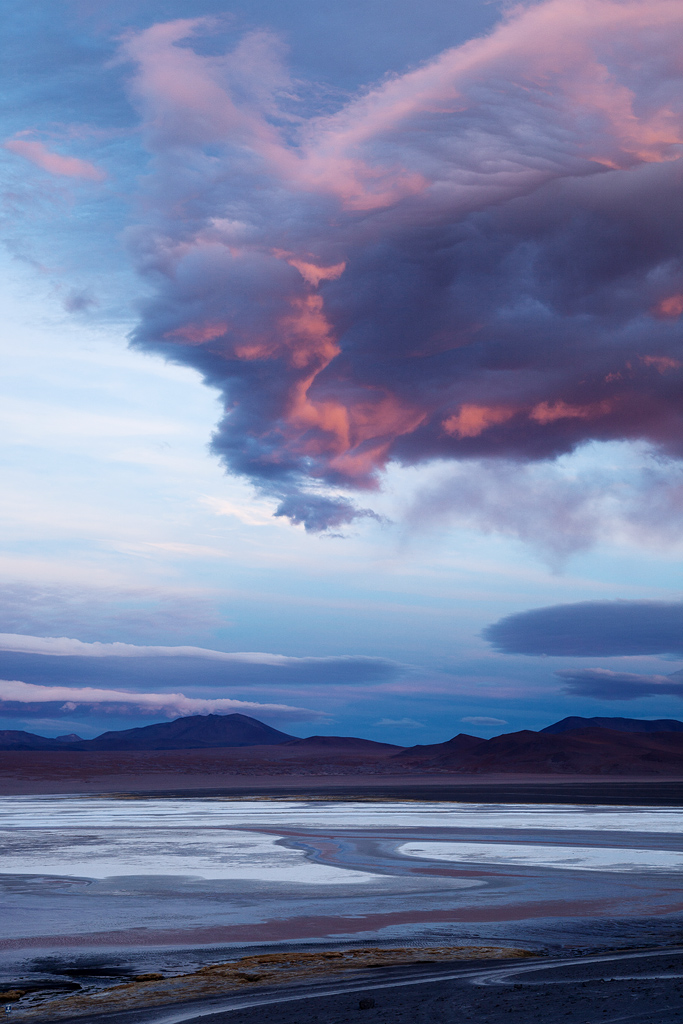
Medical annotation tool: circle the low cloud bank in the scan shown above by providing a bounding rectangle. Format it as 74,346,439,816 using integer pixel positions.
0,633,405,695
0,678,325,721
0,632,393,668
484,601,683,657
558,667,683,701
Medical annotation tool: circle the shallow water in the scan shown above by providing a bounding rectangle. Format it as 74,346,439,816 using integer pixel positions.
1,796,680,832
398,840,683,872
1,796,681,993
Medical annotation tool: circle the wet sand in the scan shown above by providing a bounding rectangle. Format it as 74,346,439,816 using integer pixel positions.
0,898,647,952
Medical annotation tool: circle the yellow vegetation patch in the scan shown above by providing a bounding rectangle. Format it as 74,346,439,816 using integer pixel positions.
16,944,538,1020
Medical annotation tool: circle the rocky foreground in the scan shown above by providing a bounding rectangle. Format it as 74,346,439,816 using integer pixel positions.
1,946,535,1020
5,946,683,1024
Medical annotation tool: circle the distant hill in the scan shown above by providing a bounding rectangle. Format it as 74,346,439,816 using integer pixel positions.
0,714,295,752
542,716,683,734
2,714,683,772
284,735,401,751
0,730,67,751
82,713,295,751
394,727,683,774
392,733,482,762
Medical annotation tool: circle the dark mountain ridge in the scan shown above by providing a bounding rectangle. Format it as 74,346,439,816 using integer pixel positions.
541,716,683,734
396,727,683,774
0,730,69,751
83,713,295,751
0,714,294,752
283,735,401,751
391,733,482,761
1,715,682,775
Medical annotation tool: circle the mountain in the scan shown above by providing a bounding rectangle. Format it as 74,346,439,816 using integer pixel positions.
541,716,683,734
80,713,296,751
395,727,683,774
391,733,483,764
0,714,295,752
0,730,67,751
283,735,401,751
2,715,683,772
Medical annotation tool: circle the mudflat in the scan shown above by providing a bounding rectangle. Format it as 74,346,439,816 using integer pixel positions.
1,747,682,803
2,792,681,1024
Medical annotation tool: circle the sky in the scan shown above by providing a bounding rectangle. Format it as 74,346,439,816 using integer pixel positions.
1,0,682,744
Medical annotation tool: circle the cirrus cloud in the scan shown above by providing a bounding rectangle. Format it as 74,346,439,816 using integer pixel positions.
375,717,425,728
461,716,508,726
0,632,389,667
4,138,106,180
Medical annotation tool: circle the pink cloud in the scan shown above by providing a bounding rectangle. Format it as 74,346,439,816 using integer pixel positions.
122,1,683,531
4,139,106,181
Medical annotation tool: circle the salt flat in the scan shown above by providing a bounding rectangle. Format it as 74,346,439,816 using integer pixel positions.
2,794,681,830
0,794,681,1012
398,840,683,872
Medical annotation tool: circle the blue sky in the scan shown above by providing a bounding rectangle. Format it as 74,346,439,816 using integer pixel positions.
1,0,682,742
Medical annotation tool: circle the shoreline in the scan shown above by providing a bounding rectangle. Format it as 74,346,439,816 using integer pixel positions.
1,768,681,804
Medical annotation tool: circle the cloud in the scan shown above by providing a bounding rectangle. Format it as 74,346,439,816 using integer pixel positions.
273,492,383,533
63,289,98,313
0,632,373,665
402,453,683,560
461,716,508,726
483,600,683,657
557,667,683,701
200,494,277,526
0,580,223,645
375,717,425,727
0,632,405,692
118,1,683,530
4,138,106,180
0,678,324,721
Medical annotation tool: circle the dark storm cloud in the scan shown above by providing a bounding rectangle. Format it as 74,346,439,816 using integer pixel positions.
483,601,683,657
118,1,683,529
558,667,683,701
